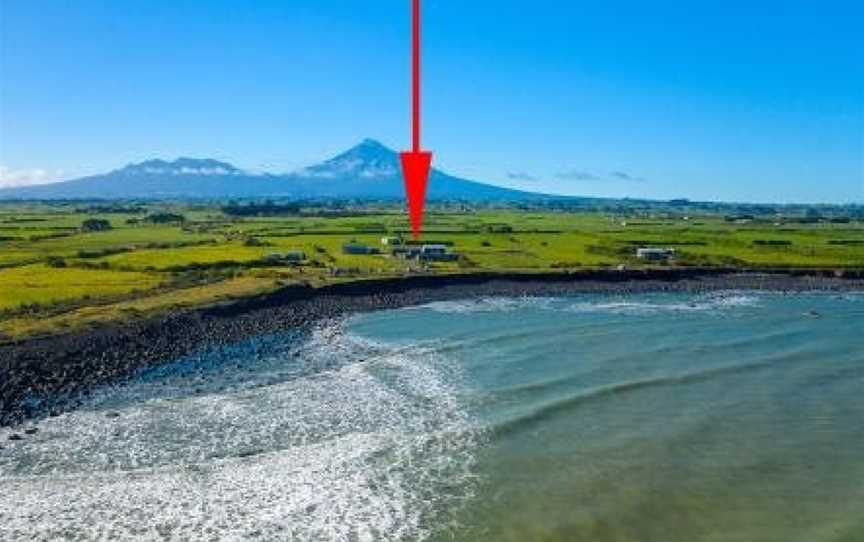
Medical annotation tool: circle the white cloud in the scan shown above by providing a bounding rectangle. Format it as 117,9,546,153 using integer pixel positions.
132,166,239,176
0,166,65,188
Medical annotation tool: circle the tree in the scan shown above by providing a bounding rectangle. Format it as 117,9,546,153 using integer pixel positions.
145,213,186,224
81,218,112,232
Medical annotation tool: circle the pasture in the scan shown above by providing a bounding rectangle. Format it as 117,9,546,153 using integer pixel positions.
1,202,862,339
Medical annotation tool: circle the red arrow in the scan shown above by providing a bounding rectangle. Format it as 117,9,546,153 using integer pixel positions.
400,0,432,240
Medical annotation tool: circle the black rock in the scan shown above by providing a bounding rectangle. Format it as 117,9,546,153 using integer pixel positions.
2,271,862,428
8,433,23,441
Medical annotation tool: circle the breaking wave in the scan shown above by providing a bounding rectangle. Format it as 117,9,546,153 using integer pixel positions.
416,296,557,314
562,292,761,314
0,322,482,541
414,291,761,316
490,350,807,438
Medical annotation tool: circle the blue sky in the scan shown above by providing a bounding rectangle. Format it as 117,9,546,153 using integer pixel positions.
1,0,862,203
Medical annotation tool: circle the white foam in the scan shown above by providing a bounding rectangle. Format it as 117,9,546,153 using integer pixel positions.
564,291,761,315
416,296,555,314
412,292,761,317
0,322,481,541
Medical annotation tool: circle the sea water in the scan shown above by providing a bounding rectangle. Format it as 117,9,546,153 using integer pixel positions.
1,291,862,541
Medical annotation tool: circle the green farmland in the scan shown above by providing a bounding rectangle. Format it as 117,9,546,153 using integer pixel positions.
1,202,862,340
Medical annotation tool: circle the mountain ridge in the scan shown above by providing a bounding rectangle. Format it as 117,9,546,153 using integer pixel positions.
0,140,552,201
119,158,242,176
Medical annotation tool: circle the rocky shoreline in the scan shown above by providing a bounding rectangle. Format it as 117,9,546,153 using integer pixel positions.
2,268,863,427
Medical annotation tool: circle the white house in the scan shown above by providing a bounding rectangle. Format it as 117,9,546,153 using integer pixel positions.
636,247,676,261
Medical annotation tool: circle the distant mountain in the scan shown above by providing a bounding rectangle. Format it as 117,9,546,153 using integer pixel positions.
0,139,552,201
121,158,242,176
0,157,281,200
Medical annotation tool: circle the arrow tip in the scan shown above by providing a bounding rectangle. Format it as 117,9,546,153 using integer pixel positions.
400,151,432,239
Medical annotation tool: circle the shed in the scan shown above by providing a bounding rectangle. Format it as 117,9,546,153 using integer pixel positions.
343,243,381,255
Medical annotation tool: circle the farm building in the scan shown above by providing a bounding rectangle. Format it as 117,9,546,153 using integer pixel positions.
393,244,458,261
343,242,381,255
391,246,423,259
636,247,676,261
420,244,458,261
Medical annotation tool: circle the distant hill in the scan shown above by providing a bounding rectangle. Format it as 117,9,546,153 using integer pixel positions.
0,139,552,201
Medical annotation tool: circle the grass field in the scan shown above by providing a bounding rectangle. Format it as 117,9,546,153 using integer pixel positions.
0,202,862,340
0,264,162,310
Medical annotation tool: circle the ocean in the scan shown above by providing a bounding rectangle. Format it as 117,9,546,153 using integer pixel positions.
1,291,862,541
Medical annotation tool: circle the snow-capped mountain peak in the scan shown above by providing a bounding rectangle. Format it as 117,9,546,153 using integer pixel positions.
120,158,242,176
0,138,547,200
302,139,400,179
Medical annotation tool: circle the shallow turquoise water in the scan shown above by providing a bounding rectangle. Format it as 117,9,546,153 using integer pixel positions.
349,292,864,542
1,291,862,541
